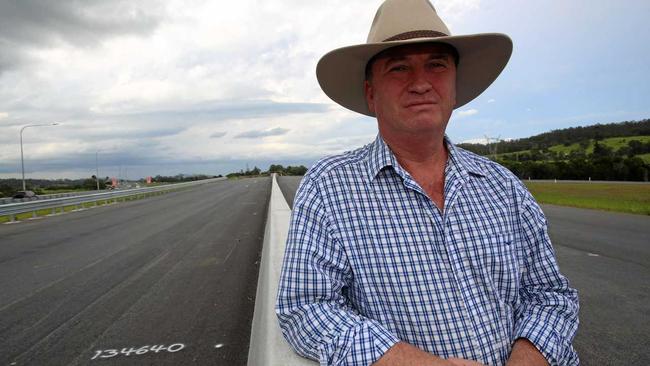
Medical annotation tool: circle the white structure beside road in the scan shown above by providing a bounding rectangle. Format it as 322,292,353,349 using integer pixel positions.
247,174,316,365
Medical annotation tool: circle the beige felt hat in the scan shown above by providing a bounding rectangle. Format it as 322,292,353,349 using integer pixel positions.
316,0,513,117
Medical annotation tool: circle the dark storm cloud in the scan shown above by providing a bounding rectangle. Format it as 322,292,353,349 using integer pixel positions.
0,143,168,175
234,127,289,139
0,0,164,73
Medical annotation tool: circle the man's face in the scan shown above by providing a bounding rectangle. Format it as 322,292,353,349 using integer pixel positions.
364,43,457,138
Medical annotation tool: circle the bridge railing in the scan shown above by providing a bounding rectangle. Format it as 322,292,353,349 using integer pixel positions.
0,190,107,205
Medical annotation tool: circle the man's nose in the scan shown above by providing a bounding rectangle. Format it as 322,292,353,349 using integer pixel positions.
408,68,432,94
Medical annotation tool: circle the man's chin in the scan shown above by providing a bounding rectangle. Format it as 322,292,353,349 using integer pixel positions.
403,114,444,128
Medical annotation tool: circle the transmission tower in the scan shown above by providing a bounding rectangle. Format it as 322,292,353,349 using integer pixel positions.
484,135,502,160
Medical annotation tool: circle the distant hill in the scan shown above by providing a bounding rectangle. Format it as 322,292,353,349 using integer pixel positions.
457,119,650,181
458,119,650,155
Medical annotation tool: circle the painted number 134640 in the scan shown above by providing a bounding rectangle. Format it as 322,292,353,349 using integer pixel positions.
91,343,185,360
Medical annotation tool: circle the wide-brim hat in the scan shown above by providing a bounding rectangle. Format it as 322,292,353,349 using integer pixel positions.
316,0,513,117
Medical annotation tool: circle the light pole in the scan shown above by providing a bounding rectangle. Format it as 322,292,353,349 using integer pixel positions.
20,123,59,191
95,151,100,190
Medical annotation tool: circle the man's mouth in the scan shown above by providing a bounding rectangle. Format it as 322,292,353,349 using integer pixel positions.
405,100,437,108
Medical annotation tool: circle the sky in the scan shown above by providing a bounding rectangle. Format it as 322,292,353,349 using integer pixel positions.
1,0,649,179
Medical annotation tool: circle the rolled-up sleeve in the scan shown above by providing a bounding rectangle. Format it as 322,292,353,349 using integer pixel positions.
513,186,580,365
276,175,399,366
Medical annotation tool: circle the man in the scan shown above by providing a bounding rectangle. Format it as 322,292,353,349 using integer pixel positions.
276,0,579,365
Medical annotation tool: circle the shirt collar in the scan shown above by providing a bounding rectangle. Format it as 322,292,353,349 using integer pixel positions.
366,134,403,181
366,134,485,183
445,136,486,178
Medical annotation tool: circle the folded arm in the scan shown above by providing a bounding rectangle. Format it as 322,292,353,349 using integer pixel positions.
276,176,484,365
510,186,580,365
275,176,400,365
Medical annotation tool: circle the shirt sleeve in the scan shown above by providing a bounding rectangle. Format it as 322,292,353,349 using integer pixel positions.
512,185,580,366
275,175,400,366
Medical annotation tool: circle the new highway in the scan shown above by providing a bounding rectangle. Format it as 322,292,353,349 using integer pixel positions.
278,176,650,366
1,175,648,365
0,178,270,365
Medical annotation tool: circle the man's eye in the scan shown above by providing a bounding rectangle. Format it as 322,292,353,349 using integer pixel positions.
429,62,446,69
389,65,408,72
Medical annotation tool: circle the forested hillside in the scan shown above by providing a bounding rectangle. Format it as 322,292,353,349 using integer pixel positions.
458,119,650,181
459,119,650,155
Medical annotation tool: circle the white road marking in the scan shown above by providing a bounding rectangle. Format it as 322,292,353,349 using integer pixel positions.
222,243,238,264
91,343,185,360
214,343,224,349
587,253,600,257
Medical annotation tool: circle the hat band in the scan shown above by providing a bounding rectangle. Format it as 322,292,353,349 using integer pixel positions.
383,30,448,42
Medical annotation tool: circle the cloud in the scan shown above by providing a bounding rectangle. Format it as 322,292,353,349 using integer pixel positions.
235,127,290,139
10,0,598,179
460,136,513,145
210,131,227,138
461,137,489,145
456,108,479,118
122,100,330,120
487,99,496,103
0,0,164,74
433,0,482,26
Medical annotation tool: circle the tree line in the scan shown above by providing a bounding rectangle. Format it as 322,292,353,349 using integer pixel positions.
226,164,307,178
459,119,650,155
493,140,649,181
0,177,111,197
151,174,220,183
498,152,648,181
457,119,650,181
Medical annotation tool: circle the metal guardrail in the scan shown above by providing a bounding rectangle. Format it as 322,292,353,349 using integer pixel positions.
1,190,103,205
2,179,646,205
0,177,226,222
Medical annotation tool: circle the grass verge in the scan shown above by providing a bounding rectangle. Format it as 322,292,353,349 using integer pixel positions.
524,181,650,215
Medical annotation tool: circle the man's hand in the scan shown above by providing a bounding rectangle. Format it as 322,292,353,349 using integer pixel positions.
506,338,549,366
373,342,486,366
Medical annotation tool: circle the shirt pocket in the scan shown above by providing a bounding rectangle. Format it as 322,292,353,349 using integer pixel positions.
466,231,520,307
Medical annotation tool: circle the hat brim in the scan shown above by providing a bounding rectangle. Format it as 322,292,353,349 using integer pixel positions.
316,33,513,117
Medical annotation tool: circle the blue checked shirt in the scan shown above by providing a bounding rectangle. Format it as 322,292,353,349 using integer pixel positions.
276,135,579,366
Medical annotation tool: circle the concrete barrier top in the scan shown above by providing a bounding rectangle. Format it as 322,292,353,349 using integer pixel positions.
247,174,317,366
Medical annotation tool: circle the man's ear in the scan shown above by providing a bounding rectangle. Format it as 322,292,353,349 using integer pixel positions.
364,80,375,114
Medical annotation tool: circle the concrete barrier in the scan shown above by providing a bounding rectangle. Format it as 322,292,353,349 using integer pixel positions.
247,174,317,366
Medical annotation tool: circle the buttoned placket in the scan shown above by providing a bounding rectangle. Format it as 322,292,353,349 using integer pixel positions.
442,158,485,360
395,157,484,360
370,135,486,358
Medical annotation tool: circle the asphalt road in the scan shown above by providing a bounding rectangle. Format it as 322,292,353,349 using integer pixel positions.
277,176,650,365
0,177,270,366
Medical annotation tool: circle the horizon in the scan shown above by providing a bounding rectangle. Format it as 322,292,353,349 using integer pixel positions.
2,118,646,181
1,0,649,179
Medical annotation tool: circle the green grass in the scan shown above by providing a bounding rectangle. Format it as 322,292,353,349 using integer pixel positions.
490,136,650,161
637,153,650,164
547,136,650,156
524,181,650,215
495,150,531,159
